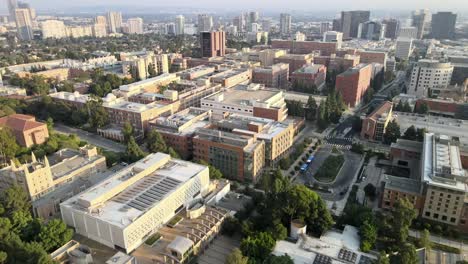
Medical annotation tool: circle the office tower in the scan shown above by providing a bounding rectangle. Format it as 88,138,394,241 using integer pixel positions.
332,18,341,31
280,13,292,35
127,18,143,34
197,14,213,32
341,10,370,38
233,15,245,33
323,31,343,48
175,15,185,35
358,21,385,40
166,23,176,35
320,22,330,34
431,12,457,40
7,0,17,21
200,31,225,58
107,11,123,33
335,64,372,107
15,8,33,41
382,18,399,39
395,38,413,60
248,11,259,32
95,15,107,25
398,27,418,38
17,1,35,19
250,23,260,32
41,20,67,39
411,9,429,39
408,59,453,97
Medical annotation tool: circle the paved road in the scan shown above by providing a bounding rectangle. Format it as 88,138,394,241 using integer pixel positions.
54,124,126,152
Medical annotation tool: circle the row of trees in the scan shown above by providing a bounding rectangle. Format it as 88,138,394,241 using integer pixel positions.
317,89,346,129
0,186,73,263
88,68,134,97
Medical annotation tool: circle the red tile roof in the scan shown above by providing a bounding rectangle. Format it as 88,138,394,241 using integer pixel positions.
0,114,46,132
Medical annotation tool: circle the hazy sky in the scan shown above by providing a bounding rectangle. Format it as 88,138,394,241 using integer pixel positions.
1,0,467,13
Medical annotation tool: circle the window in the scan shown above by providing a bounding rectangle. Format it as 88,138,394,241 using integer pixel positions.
450,218,456,223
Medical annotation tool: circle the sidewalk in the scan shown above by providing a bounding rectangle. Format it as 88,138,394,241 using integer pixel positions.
409,229,468,254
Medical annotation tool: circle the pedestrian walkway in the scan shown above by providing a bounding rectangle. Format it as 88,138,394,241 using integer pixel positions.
409,229,468,255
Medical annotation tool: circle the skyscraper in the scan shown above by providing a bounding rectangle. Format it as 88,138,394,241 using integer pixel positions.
280,13,292,35
198,14,213,32
358,21,385,40
411,9,430,39
7,0,17,21
431,12,457,40
17,1,35,19
200,31,226,58
382,18,399,39
127,18,143,34
175,15,185,35
233,14,246,33
15,8,33,40
248,11,259,32
340,11,370,38
107,11,123,33
320,22,330,34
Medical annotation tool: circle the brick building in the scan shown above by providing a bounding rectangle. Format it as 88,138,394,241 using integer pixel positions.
274,53,315,75
271,39,338,56
335,64,372,107
290,63,327,88
361,101,393,141
200,31,226,58
252,63,289,89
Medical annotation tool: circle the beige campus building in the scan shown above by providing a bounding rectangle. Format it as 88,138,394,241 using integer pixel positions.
60,153,211,253
0,146,106,218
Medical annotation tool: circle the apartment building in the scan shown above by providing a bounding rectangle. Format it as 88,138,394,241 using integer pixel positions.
357,51,387,66
408,59,453,98
395,38,413,60
252,63,289,89
290,63,327,88
176,65,216,80
60,153,211,253
201,83,288,121
0,114,49,147
120,51,170,80
193,128,265,182
360,101,393,141
149,108,212,159
335,64,372,107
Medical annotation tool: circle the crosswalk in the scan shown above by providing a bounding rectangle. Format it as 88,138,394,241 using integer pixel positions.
325,143,351,150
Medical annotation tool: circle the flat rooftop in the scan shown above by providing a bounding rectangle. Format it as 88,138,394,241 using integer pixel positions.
293,63,325,74
383,174,422,194
218,114,290,140
203,84,282,107
61,153,207,228
151,107,211,135
104,96,170,113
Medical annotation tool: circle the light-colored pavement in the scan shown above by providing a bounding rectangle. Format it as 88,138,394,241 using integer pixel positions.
54,124,126,152
198,235,241,264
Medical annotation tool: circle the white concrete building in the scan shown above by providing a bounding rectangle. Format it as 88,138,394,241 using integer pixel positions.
127,18,144,34
395,37,413,60
175,15,185,35
408,59,453,97
60,153,210,253
41,20,67,39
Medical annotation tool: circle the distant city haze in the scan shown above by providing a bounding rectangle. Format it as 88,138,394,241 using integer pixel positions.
1,0,467,13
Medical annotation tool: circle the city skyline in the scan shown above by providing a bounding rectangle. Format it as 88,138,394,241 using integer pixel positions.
1,0,467,14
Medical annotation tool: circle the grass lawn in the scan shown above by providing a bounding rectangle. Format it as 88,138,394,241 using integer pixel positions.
315,154,344,183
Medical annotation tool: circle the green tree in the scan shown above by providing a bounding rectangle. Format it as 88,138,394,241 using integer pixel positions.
403,125,417,140
390,198,417,243
45,117,54,133
37,219,73,252
125,136,146,163
305,96,318,121
359,220,377,252
0,128,19,165
264,254,294,264
122,122,133,143
395,100,404,112
416,102,429,114
199,160,223,179
416,128,427,142
267,220,287,241
0,185,31,218
395,243,419,264
86,99,109,129
146,130,167,153
0,251,6,264
377,252,390,264
418,229,431,251
363,184,376,200
402,101,413,113
167,147,180,159
240,232,276,261
383,120,400,145
225,248,249,264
